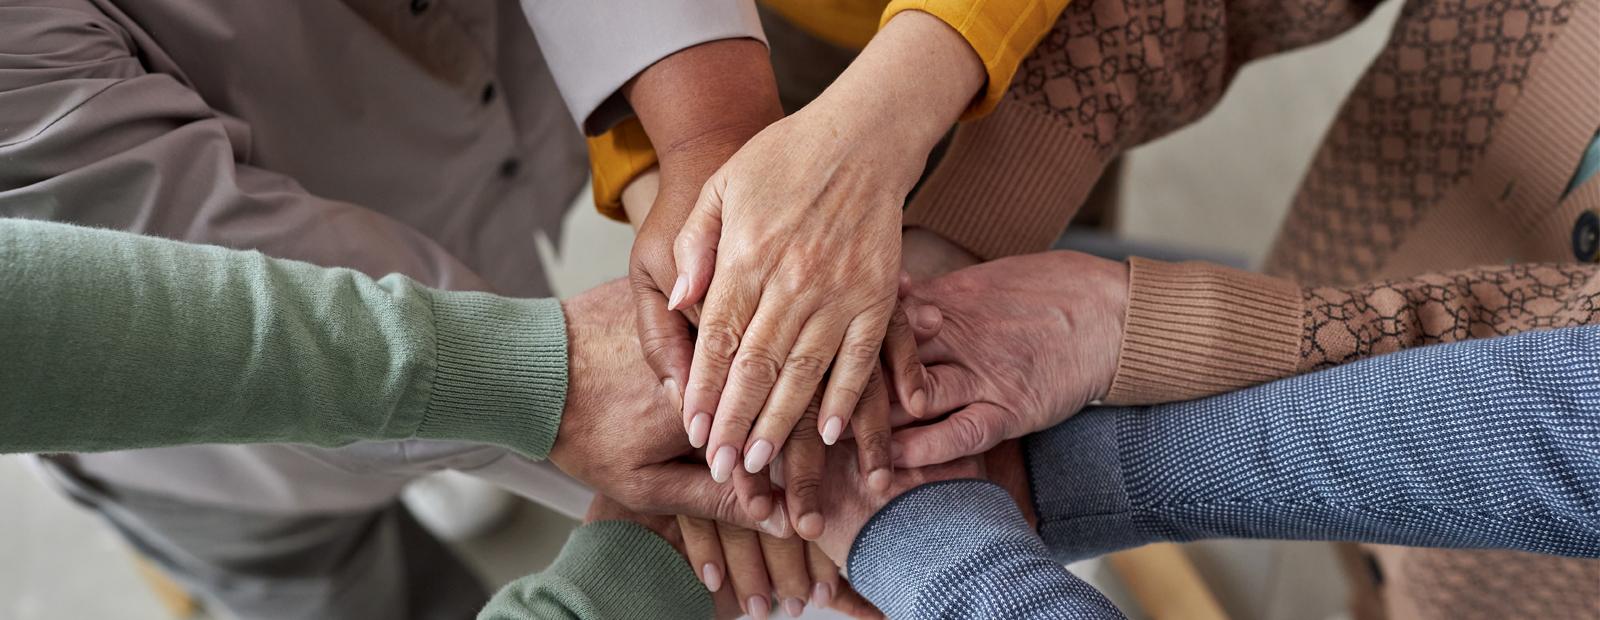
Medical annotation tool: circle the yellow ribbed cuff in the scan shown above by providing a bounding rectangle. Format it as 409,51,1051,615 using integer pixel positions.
881,0,1070,119
1104,258,1304,405
586,117,659,223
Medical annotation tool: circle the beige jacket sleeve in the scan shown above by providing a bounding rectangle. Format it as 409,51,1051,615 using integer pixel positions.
0,1,491,292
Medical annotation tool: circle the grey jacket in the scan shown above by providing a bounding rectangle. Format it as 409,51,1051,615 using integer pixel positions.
0,0,762,516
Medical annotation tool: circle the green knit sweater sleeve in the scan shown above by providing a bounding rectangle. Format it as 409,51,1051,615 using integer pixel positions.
479,521,713,620
0,218,566,458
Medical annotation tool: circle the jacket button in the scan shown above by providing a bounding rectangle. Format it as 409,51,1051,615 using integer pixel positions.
409,0,430,15
481,83,497,105
1573,211,1600,262
499,158,520,179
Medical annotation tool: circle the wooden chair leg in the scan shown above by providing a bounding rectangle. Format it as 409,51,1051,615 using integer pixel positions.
130,554,200,618
1106,543,1230,620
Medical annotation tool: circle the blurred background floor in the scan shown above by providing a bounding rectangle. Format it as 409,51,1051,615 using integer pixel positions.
0,2,1399,618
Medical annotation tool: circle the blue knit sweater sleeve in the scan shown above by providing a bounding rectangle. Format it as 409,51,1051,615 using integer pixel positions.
1027,325,1600,561
848,480,1127,619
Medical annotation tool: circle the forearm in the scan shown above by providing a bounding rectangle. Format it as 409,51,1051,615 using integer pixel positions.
1029,326,1600,561
623,38,783,221
480,521,711,620
1105,259,1600,405
0,220,567,458
849,480,1125,619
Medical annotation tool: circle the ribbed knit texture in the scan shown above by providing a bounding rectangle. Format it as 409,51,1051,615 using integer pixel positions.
904,102,1104,259
850,480,1126,619
419,294,567,460
1030,325,1600,562
0,219,570,462
1104,257,1303,405
479,521,713,620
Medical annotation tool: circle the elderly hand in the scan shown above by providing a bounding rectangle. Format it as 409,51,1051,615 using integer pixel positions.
549,280,789,537
893,251,1130,467
665,11,985,485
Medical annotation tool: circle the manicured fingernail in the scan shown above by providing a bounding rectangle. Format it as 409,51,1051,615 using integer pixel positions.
667,275,688,310
784,597,806,617
797,512,824,539
702,563,722,592
908,389,927,417
813,582,833,607
744,439,774,474
821,417,843,445
868,468,892,492
663,379,683,412
748,595,769,619
710,446,737,483
759,502,789,537
688,413,711,449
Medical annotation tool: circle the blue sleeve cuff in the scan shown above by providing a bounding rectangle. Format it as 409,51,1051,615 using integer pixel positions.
1024,406,1156,561
848,480,1124,619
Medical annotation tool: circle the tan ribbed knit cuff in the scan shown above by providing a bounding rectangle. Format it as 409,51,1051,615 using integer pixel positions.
904,102,1107,259
1104,258,1303,405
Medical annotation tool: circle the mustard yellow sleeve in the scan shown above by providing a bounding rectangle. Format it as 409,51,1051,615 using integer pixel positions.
585,117,658,222
881,0,1071,119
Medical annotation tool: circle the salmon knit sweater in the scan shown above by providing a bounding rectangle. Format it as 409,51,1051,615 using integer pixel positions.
903,0,1600,616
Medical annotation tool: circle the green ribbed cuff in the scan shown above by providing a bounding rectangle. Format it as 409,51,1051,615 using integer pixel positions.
415,291,568,459
544,521,712,619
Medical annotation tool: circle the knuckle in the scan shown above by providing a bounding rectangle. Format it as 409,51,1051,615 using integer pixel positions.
697,323,742,364
714,488,743,524
787,472,822,504
949,414,991,453
859,429,893,467
783,352,830,383
842,339,882,364
733,349,783,387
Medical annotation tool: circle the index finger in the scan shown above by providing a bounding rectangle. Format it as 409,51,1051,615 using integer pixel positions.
631,264,693,418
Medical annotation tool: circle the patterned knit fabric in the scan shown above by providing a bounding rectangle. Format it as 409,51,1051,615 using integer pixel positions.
1028,325,1600,561
849,480,1127,619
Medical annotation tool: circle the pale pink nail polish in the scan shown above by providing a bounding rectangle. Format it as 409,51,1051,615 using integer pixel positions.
744,439,774,473
710,446,737,483
759,502,789,537
784,597,805,617
821,417,843,445
688,413,711,449
748,595,770,620
667,275,688,310
702,563,722,592
813,582,833,607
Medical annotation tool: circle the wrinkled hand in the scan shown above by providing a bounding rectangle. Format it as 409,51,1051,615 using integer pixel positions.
550,280,788,537
668,103,924,486
677,516,883,620
893,251,1130,467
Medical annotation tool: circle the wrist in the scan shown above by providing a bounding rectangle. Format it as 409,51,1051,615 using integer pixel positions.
810,10,984,161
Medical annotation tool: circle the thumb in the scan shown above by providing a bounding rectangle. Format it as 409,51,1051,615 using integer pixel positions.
890,403,1006,468
646,463,792,538
630,262,694,427
670,177,725,311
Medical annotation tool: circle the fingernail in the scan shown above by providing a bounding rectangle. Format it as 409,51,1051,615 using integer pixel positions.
667,275,688,310
710,446,737,483
891,441,904,464
813,582,833,607
759,502,789,537
821,417,843,445
913,305,940,330
784,597,806,617
743,439,774,474
908,389,927,417
688,413,711,449
868,468,892,492
702,563,722,592
663,379,683,412
798,512,824,539
748,595,769,620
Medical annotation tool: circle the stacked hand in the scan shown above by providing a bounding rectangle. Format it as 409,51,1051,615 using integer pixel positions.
892,251,1130,467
